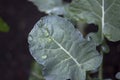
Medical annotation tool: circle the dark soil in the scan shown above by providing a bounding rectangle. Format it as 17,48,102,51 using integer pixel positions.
0,0,120,80
0,0,45,80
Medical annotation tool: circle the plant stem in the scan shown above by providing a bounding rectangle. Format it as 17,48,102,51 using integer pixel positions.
99,63,103,80
98,51,103,80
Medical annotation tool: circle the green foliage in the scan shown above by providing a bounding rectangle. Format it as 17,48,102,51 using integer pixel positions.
0,18,9,32
28,0,68,15
28,0,120,80
29,62,45,80
66,0,120,44
28,16,102,80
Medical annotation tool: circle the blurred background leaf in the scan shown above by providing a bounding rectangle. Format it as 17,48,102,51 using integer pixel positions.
28,0,70,15
115,72,120,80
0,18,10,32
29,61,45,80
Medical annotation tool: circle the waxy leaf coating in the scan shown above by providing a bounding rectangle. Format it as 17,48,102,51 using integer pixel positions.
28,15,102,80
66,0,120,44
29,0,68,15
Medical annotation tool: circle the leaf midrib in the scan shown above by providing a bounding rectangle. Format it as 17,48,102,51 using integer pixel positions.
99,0,117,29
102,0,105,34
50,36,81,67
90,0,117,33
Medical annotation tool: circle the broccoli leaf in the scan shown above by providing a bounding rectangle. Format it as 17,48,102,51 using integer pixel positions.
29,62,45,80
29,0,69,15
28,15,102,80
66,0,120,44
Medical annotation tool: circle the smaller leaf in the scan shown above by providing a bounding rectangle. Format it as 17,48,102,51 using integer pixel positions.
29,0,69,15
65,0,120,44
29,62,45,80
0,18,10,32
115,72,120,79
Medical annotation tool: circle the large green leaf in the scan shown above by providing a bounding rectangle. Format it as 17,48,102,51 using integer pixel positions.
28,15,102,80
28,0,69,15
66,0,120,44
0,18,9,32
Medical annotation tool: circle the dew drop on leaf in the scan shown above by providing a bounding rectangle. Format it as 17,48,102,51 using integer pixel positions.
28,35,33,41
42,55,47,59
47,38,52,42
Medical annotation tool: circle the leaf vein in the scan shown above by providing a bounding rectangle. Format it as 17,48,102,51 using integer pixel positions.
50,36,81,67
105,0,117,13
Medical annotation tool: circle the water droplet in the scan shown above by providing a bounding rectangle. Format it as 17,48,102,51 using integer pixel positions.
43,30,49,37
45,32,49,37
47,38,52,42
28,35,33,41
42,55,47,59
